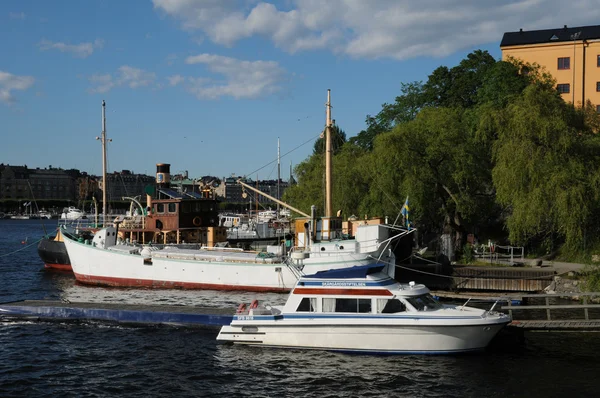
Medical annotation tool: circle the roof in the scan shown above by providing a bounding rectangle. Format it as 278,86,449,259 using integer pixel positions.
304,264,387,279
501,24,600,47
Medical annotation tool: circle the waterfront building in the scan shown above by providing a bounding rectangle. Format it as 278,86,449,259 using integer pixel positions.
223,175,288,205
501,24,600,110
104,170,155,201
0,164,80,201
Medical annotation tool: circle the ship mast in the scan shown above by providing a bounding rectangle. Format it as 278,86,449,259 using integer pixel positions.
96,100,110,222
325,89,332,218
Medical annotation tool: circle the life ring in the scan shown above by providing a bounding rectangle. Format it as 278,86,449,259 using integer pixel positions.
236,303,247,314
193,216,202,226
249,299,259,309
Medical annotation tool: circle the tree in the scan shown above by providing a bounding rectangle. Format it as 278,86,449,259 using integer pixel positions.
313,125,347,155
351,50,497,151
492,84,600,251
368,106,494,251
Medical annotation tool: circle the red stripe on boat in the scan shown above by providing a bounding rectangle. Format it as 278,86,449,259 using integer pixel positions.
72,272,291,292
44,263,73,271
292,287,393,296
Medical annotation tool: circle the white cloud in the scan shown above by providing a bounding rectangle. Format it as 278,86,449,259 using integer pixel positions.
9,12,26,20
88,66,156,94
167,75,185,86
184,53,286,99
0,70,35,104
153,0,600,59
38,38,104,58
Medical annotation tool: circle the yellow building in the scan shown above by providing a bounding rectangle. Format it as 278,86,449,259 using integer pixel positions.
501,24,600,111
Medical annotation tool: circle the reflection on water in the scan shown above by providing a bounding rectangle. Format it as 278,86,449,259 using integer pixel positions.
61,284,288,309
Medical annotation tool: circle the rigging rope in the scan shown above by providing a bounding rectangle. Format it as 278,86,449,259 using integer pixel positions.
0,237,45,258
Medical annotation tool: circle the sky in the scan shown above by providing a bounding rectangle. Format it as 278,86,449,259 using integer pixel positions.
2,0,599,181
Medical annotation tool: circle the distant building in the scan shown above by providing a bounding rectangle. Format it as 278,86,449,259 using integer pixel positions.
104,170,155,201
501,24,600,110
0,164,80,201
223,175,289,205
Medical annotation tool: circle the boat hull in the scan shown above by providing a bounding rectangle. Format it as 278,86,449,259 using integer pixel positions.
217,319,509,354
37,237,72,271
63,237,392,292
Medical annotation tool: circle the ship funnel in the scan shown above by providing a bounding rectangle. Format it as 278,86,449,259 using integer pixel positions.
156,163,171,188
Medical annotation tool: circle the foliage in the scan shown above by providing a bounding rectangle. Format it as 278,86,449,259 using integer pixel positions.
582,265,600,292
462,244,474,264
282,154,325,217
491,84,600,250
286,49,600,260
313,125,347,155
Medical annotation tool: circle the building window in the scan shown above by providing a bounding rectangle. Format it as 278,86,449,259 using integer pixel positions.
597,55,600,67
557,83,570,94
597,105,600,114
597,82,600,92
558,57,570,70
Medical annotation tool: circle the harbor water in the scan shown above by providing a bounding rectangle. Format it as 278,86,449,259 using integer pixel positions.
1,220,599,397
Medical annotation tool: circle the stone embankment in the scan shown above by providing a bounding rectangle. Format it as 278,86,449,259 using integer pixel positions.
544,273,583,295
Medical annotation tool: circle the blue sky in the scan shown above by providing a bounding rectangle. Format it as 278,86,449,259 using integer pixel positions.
2,1,599,180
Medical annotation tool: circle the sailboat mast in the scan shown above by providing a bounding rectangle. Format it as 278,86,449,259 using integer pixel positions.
100,100,108,220
277,137,280,215
325,89,332,218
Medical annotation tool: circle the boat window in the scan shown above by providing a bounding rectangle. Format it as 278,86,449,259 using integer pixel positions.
322,298,371,313
296,297,317,312
377,299,406,313
405,294,442,311
156,203,165,213
168,203,177,213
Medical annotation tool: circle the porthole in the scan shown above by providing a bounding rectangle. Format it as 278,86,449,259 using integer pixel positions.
321,247,326,251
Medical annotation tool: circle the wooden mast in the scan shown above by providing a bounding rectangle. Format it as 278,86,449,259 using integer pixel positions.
325,89,332,218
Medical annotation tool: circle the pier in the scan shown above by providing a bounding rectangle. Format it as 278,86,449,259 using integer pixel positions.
0,300,233,328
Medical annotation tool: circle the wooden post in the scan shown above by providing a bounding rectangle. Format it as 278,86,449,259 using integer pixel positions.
584,297,589,320
546,297,551,320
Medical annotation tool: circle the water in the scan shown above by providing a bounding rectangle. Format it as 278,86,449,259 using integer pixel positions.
1,220,600,397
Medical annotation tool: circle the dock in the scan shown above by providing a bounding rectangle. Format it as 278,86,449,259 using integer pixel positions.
434,291,600,331
0,300,233,328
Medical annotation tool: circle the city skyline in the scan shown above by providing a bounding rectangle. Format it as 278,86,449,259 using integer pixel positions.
2,1,599,178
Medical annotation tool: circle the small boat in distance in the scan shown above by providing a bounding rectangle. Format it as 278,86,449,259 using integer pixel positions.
217,264,511,354
60,207,87,221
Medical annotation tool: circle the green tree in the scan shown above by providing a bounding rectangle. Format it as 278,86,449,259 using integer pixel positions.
367,106,494,249
492,84,600,251
313,125,347,155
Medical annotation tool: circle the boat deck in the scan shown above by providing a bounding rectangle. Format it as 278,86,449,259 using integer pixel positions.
0,300,233,328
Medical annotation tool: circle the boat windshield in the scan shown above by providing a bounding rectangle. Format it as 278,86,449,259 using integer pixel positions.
405,294,442,311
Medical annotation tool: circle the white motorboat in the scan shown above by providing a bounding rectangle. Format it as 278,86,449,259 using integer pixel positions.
60,207,87,220
62,223,401,292
216,264,511,354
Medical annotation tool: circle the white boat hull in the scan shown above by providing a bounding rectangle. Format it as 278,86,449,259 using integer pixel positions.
218,318,509,354
63,236,394,292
